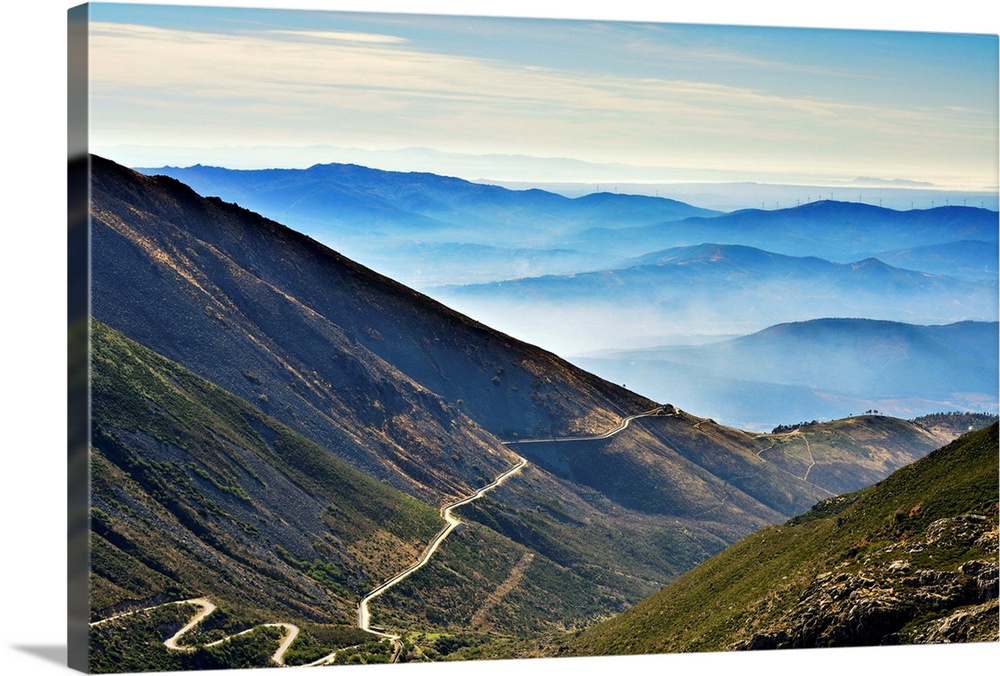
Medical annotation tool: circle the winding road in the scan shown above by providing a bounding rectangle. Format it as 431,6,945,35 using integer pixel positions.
354,407,672,655
89,407,664,666
90,597,313,667
756,430,833,496
502,407,671,445
356,455,529,658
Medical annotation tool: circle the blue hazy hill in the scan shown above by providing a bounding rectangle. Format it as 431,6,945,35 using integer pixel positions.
573,200,999,260
868,239,997,281
439,243,995,318
137,162,719,243
573,319,999,431
431,242,997,358
135,162,720,287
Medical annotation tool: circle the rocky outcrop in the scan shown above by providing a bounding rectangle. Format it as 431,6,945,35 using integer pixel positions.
734,515,999,649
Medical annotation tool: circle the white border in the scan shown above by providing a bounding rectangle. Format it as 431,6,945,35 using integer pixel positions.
3,2,997,676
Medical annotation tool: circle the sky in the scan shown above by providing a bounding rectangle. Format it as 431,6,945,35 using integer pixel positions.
83,1,999,191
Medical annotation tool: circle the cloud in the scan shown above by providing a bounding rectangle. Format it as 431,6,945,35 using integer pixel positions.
263,30,409,44
86,20,997,189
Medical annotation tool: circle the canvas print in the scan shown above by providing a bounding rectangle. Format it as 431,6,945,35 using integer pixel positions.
68,2,999,673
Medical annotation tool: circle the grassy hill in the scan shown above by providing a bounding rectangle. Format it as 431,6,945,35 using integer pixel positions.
562,423,998,656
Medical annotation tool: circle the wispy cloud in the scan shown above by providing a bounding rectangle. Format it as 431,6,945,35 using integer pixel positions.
263,30,409,44
87,19,997,189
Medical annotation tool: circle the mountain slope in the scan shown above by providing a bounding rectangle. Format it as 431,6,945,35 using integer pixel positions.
563,423,999,655
88,321,648,670
89,319,443,624
92,154,654,504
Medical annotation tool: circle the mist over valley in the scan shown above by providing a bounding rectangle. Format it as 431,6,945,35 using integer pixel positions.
138,162,999,430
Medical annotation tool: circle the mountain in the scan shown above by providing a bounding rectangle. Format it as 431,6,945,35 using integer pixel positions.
574,319,999,430
560,423,999,656
93,156,658,499
135,163,718,288
87,155,986,669
572,200,1000,261
869,240,997,281
136,162,719,239
433,243,997,355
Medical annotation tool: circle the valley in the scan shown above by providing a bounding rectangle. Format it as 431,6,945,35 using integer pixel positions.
86,156,998,671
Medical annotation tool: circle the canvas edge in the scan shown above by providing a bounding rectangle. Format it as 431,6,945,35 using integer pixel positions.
68,3,91,673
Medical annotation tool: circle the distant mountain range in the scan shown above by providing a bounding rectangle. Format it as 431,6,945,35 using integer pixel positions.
135,162,720,236
86,155,990,670
135,162,717,287
133,158,998,437
434,243,998,355
869,239,997,281
571,200,999,261
574,318,999,431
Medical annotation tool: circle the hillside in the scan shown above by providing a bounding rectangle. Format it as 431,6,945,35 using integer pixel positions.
92,154,654,504
90,320,658,670
86,155,989,670
562,423,999,656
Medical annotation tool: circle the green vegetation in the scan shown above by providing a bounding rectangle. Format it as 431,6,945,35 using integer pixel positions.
88,320,451,666
279,623,373,666
88,604,281,673
374,520,625,637
87,599,376,673
563,424,999,656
